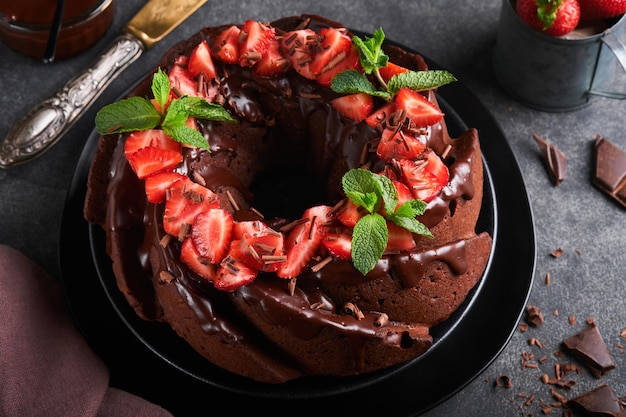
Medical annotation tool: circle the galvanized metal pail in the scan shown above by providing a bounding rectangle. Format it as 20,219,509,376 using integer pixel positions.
493,0,626,112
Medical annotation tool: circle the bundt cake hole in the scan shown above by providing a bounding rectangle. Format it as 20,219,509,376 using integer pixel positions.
248,164,328,220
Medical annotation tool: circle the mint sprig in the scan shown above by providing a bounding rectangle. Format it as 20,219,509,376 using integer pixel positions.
331,29,457,100
342,169,432,275
95,68,235,150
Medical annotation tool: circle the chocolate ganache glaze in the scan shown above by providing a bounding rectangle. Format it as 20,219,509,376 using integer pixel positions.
84,14,492,383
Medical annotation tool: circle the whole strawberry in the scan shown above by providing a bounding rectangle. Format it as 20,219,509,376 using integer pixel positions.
516,0,581,36
578,0,626,19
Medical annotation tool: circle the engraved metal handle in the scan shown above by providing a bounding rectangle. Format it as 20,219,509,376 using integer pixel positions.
0,33,144,168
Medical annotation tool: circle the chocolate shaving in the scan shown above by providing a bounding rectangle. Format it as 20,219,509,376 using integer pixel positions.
562,323,616,378
525,305,544,327
592,134,626,208
533,132,567,186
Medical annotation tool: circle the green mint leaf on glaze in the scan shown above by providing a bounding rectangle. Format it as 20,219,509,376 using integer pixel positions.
151,68,170,113
342,168,433,275
95,97,161,134
331,28,457,101
331,70,390,99
352,28,388,74
387,70,458,96
187,99,235,122
351,213,388,275
163,124,209,150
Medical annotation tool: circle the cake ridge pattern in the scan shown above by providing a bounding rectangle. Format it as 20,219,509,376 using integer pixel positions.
84,14,493,384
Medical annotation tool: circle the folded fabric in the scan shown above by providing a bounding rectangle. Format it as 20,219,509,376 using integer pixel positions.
0,244,174,417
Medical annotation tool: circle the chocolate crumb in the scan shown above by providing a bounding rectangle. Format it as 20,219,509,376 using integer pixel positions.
550,248,564,258
566,384,626,416
562,324,616,378
496,375,513,388
592,135,626,209
525,305,545,327
533,132,567,185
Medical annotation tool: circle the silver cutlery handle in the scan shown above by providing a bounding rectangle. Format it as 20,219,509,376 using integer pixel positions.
0,33,144,168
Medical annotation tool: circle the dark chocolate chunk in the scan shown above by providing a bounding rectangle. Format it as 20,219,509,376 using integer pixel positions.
593,135,626,209
533,132,567,186
562,324,616,378
524,305,544,327
566,384,626,417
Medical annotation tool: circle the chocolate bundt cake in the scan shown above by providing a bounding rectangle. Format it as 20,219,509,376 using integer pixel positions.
84,14,493,384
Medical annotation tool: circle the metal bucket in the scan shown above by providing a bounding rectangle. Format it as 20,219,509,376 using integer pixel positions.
493,0,626,112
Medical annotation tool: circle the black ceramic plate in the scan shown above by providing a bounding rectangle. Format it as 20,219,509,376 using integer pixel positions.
59,38,535,416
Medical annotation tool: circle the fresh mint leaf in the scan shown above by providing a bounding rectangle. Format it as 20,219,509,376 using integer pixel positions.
341,168,434,275
330,70,390,99
389,211,433,239
95,97,161,134
351,213,388,275
152,68,170,113
161,97,190,129
163,124,209,150
394,199,427,218
352,28,388,74
372,174,398,216
187,99,235,122
387,70,458,96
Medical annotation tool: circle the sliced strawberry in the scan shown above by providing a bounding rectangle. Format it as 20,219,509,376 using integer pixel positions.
191,208,234,264
376,127,426,161
163,177,220,238
277,205,332,279
330,93,374,123
232,219,267,240
230,224,284,272
253,39,290,77
365,102,396,130
239,20,275,67
124,129,181,156
144,171,186,203
212,25,241,64
180,237,216,282
385,222,416,252
214,255,258,291
322,228,352,260
379,62,410,83
336,199,364,227
316,44,361,87
168,56,203,98
188,40,217,80
280,29,318,80
397,150,449,202
309,27,352,76
394,88,444,128
393,180,414,210
126,147,183,179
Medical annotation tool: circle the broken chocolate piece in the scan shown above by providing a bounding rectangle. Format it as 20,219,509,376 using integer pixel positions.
525,305,544,327
593,135,626,209
533,132,567,185
566,384,626,417
562,324,616,378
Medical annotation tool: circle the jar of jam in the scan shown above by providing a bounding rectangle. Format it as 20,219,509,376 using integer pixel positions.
0,0,115,61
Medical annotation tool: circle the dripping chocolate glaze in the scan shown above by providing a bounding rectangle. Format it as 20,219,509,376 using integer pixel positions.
102,15,482,372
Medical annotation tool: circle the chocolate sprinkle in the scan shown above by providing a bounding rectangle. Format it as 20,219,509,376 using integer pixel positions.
525,305,544,327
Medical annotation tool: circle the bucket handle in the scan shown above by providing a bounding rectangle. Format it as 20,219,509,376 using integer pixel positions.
588,30,626,100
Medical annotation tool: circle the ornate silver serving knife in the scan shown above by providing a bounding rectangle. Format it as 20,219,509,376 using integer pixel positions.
0,0,207,168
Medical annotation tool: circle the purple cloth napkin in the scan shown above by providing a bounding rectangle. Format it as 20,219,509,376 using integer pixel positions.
0,245,174,417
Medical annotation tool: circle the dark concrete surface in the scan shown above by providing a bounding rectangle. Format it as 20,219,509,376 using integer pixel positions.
1,1,624,415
